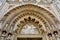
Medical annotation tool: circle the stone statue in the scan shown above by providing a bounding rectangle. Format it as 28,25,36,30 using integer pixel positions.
6,33,12,40
1,31,7,40
55,34,60,40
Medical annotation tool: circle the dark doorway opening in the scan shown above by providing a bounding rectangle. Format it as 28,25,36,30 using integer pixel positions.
17,38,42,40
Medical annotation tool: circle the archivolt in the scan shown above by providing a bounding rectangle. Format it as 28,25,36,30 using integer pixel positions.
1,4,59,34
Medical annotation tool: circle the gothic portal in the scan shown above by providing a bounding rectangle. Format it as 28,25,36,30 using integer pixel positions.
0,0,60,40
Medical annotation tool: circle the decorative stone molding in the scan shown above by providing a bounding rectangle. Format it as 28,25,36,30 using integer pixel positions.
0,0,60,40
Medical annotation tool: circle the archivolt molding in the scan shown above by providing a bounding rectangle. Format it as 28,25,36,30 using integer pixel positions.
0,4,60,40
16,17,43,34
0,4,59,32
1,4,57,24
1,4,58,28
